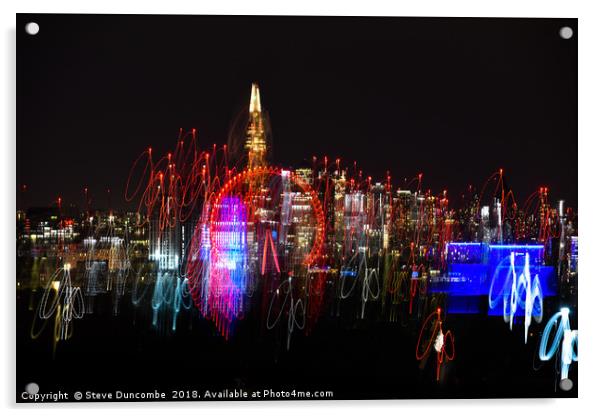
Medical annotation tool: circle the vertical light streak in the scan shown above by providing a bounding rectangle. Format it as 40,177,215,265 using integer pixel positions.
416,307,455,381
266,275,306,350
30,264,85,353
208,196,248,337
488,252,543,343
539,308,578,383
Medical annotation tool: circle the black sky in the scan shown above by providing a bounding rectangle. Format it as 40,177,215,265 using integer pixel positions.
16,14,577,211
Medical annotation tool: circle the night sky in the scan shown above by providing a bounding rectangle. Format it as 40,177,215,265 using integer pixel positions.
17,14,577,211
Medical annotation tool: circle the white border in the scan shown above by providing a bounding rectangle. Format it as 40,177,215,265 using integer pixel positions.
2,1,601,416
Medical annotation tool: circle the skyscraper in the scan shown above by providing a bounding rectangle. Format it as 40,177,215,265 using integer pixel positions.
245,83,268,169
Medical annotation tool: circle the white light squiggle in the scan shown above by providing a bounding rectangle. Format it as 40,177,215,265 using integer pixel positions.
267,276,306,350
539,307,578,383
339,250,380,319
31,264,85,354
489,252,543,343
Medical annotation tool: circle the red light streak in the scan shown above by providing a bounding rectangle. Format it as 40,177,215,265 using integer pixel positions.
416,307,455,381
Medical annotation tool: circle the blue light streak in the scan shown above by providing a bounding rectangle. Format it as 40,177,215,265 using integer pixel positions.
539,308,578,382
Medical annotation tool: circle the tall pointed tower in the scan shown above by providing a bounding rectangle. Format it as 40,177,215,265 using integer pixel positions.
245,83,268,169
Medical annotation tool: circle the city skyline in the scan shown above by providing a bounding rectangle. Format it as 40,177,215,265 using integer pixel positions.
17,15,577,210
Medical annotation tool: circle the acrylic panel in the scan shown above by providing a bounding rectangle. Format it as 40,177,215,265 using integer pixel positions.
16,14,578,402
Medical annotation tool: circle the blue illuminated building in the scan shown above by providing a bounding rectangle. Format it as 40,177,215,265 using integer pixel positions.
570,236,578,274
432,242,557,314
